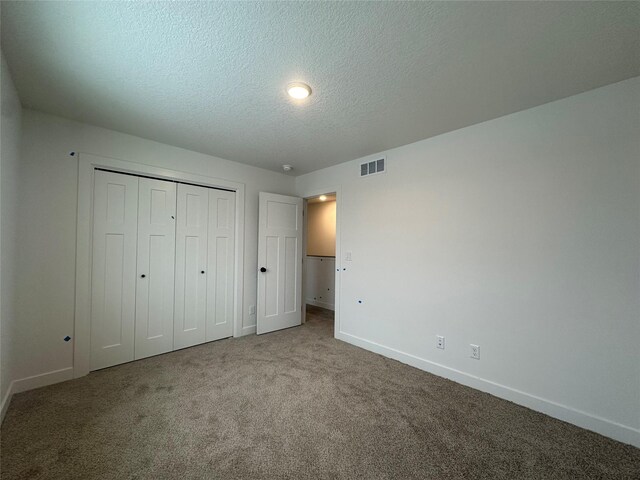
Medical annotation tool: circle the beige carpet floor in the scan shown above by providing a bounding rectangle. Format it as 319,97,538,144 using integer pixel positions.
1,305,638,479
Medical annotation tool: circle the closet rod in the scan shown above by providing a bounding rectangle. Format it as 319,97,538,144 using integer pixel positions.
95,168,235,193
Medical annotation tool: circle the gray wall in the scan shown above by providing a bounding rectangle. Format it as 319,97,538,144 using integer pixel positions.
296,77,640,446
10,109,295,388
1,52,23,416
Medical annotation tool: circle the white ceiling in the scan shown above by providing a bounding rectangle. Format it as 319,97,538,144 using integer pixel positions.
1,2,638,175
308,194,336,204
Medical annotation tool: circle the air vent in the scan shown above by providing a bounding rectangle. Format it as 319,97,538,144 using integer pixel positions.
360,157,386,177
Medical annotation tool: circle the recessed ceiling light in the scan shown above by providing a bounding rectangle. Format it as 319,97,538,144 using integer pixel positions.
319,195,327,201
287,82,312,99
282,164,293,172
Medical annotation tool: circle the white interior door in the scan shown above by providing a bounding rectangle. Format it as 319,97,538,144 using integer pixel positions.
134,178,177,359
90,170,138,370
174,183,208,349
257,192,303,334
206,189,236,341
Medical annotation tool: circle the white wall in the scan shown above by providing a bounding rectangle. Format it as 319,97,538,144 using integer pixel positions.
1,52,23,419
13,110,294,387
296,77,640,446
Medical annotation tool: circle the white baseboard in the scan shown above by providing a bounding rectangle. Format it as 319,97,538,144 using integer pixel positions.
1,382,14,424
0,367,74,424
240,325,256,336
306,299,335,311
336,331,640,448
11,367,74,394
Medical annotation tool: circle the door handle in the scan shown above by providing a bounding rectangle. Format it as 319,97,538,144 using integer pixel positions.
140,274,146,278
260,267,267,273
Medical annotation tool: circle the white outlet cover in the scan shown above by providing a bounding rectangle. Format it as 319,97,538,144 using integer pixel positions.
470,344,480,359
436,335,445,349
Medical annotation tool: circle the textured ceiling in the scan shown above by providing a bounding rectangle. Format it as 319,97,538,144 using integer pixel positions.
1,1,639,175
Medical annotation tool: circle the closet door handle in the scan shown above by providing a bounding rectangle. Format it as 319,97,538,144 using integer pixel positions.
140,274,146,278
260,267,267,273
201,270,205,274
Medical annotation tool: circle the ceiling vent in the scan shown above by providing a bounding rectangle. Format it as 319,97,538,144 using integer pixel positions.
360,157,386,177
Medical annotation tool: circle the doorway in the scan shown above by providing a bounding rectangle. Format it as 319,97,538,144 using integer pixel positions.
303,193,337,331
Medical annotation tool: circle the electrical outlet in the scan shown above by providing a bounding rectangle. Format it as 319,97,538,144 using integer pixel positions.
470,344,480,360
436,335,445,350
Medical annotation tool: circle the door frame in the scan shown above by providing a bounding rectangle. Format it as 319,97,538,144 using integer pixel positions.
299,186,341,337
73,152,246,378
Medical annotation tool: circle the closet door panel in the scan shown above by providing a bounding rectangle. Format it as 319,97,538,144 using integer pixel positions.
174,184,208,349
206,190,236,341
91,171,138,370
135,178,176,360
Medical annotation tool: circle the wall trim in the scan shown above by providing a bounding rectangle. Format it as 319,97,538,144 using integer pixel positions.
306,299,335,311
74,152,246,378
0,383,13,424
12,367,74,394
336,330,640,448
1,367,74,424
241,325,257,335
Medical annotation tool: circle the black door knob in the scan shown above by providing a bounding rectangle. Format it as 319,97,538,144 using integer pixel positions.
140,274,146,278
201,270,205,274
260,267,267,273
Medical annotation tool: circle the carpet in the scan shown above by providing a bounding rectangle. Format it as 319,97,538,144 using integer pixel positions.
1,306,638,479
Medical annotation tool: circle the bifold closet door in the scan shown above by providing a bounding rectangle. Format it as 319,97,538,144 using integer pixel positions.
174,184,236,348
206,189,236,342
134,178,177,360
92,173,235,365
174,184,209,349
91,171,138,370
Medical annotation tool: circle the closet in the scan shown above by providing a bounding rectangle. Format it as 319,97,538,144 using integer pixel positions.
90,170,235,371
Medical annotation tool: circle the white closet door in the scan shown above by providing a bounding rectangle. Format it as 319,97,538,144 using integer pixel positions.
134,178,177,360
206,189,236,341
174,183,209,349
91,171,138,370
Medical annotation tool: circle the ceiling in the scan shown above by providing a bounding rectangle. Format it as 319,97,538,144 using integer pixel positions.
1,2,638,175
308,194,336,204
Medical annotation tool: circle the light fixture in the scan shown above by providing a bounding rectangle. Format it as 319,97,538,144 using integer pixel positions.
286,82,312,99
282,164,293,172
319,195,327,201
